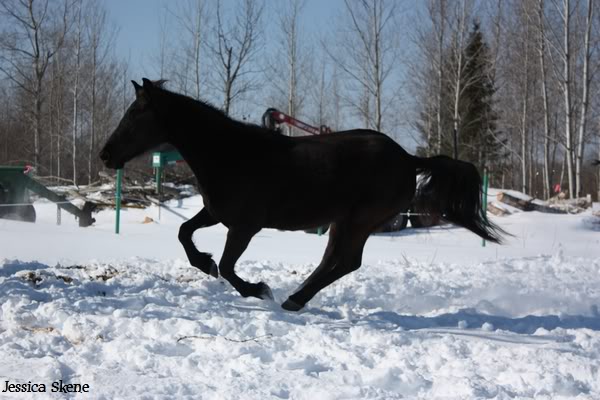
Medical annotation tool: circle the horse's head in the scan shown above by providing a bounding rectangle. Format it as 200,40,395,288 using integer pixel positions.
99,78,167,169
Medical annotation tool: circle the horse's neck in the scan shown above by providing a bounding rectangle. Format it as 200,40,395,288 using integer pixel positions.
167,101,235,145
165,103,240,190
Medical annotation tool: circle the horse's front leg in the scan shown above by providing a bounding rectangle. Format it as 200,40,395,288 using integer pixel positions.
219,227,273,300
178,207,219,277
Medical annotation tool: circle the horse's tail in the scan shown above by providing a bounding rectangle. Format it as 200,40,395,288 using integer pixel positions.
411,155,506,244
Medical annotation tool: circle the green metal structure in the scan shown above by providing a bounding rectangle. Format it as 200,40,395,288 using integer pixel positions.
152,151,184,194
0,165,95,227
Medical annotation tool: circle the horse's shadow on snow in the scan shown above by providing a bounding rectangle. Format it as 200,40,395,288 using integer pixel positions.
361,308,600,335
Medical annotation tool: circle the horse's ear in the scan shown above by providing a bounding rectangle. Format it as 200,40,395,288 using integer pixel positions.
142,78,153,90
131,80,143,97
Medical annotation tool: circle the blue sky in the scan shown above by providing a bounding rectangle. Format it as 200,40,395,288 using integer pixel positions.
104,0,341,79
103,0,419,147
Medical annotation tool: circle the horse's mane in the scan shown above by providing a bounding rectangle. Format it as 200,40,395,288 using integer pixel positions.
151,80,279,137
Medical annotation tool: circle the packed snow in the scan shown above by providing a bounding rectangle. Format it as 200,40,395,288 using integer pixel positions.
0,194,599,399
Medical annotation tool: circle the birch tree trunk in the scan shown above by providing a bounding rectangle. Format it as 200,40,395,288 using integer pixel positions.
520,20,530,195
372,1,383,131
562,0,575,198
72,0,82,185
281,0,303,136
451,0,468,160
435,0,446,154
192,0,203,100
537,0,552,199
575,0,594,198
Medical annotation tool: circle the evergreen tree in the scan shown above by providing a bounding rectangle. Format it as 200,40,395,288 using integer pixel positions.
458,22,503,173
416,22,505,175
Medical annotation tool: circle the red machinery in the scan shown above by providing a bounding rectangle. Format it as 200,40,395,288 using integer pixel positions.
261,108,332,136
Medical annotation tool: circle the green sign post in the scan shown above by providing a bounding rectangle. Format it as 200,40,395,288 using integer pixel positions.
152,151,183,195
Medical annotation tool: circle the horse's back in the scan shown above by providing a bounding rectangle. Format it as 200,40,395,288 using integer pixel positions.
259,129,416,229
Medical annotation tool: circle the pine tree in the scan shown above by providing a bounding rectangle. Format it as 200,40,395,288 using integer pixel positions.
458,22,503,173
416,22,505,176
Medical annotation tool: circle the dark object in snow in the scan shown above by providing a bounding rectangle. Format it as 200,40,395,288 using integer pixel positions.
0,166,94,226
0,182,36,222
99,78,506,312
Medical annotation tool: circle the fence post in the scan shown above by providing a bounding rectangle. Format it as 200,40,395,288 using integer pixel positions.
155,166,162,221
115,169,122,234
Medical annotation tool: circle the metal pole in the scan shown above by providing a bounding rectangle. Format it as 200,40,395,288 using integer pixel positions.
115,169,122,234
155,166,162,195
156,166,162,221
482,168,489,247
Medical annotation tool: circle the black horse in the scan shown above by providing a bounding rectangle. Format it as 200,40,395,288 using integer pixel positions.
100,79,504,311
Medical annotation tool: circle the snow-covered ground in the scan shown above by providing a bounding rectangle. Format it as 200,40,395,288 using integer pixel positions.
0,195,599,399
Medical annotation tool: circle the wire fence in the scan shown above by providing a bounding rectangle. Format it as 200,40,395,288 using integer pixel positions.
0,201,435,216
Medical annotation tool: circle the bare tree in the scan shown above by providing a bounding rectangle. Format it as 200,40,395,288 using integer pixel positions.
84,0,117,183
575,0,595,197
562,0,575,198
447,0,472,159
263,0,313,135
433,0,447,153
170,0,208,100
536,0,553,198
312,58,330,130
546,0,577,197
210,0,264,116
49,46,68,179
327,0,401,132
71,0,82,184
410,0,454,156
518,3,532,194
280,0,309,135
156,8,169,79
0,0,69,171
417,0,449,154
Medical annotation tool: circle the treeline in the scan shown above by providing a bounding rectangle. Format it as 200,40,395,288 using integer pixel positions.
412,0,600,200
1,0,599,199
0,0,126,185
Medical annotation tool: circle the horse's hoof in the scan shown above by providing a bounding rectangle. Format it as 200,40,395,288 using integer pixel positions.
209,261,219,278
257,282,274,300
281,298,304,312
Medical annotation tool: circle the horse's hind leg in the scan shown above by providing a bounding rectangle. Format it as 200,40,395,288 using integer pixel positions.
219,227,273,300
178,207,219,277
282,224,369,311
